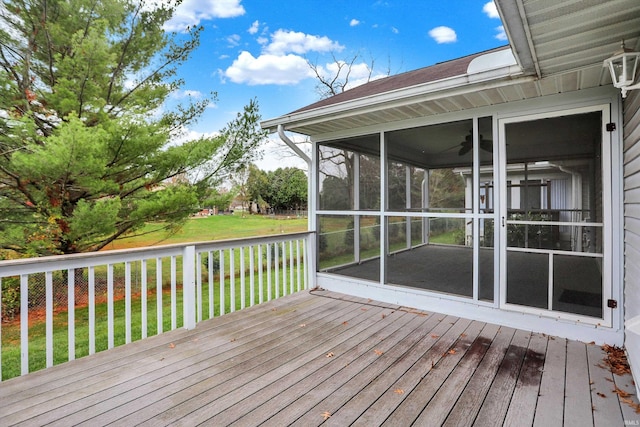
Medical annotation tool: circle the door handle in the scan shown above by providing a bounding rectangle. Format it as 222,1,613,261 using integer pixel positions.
501,216,505,227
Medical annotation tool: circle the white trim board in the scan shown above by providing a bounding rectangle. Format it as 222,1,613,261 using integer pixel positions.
317,273,624,346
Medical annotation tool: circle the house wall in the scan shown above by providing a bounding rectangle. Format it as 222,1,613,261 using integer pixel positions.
623,89,640,398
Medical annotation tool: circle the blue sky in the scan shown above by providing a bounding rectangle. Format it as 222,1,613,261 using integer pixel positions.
166,0,507,170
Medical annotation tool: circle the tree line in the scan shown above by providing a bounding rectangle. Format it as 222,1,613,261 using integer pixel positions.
203,164,307,214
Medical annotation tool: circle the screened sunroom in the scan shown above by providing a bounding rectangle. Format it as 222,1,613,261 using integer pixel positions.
314,106,609,323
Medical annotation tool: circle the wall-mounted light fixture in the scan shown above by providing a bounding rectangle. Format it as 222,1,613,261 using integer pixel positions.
604,41,640,98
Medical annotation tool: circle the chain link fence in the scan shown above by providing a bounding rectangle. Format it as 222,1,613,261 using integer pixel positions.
1,264,145,323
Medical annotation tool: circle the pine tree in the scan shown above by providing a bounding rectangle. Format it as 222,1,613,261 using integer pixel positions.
0,0,265,256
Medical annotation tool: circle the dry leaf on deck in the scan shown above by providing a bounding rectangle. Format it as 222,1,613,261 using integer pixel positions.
394,389,404,394
322,411,332,420
168,343,175,349
326,352,334,358
374,349,384,356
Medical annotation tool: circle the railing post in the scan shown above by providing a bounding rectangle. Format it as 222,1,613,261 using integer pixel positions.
307,233,316,290
20,274,28,375
183,245,196,330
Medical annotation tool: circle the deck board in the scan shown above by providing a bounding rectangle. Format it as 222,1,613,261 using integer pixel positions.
565,339,595,426
441,326,517,426
0,290,637,427
472,328,532,426
533,336,568,426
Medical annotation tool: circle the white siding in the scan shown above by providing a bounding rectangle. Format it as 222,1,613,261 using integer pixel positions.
624,89,640,398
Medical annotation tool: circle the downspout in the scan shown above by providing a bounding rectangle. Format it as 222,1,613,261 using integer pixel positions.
277,125,315,286
278,124,311,166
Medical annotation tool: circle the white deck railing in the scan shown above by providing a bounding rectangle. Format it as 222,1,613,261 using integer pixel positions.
0,232,314,381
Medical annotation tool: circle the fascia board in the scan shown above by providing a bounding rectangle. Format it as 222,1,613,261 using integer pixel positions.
261,66,530,134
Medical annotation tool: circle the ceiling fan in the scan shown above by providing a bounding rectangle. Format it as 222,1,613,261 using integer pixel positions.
458,131,493,156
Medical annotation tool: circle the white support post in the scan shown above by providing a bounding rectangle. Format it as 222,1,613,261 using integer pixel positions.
183,245,196,330
156,258,163,334
230,249,236,312
249,246,255,306
196,253,202,322
406,165,412,249
219,250,225,315
258,244,264,303
141,260,147,339
296,240,301,292
125,262,131,343
45,272,53,368
267,243,272,301
275,244,280,298
306,234,315,289
240,247,245,309
20,274,28,375
107,264,114,348
171,256,177,330
67,269,75,361
281,242,287,296
289,240,294,294
380,131,387,285
208,252,214,318
88,266,96,354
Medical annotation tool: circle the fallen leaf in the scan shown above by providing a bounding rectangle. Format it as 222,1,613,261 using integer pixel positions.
597,392,607,398
613,386,631,398
394,389,404,394
299,323,306,327
589,380,595,385
602,344,632,375
448,349,457,355
361,308,368,311
460,333,467,338
169,343,175,349
381,314,386,319
431,334,440,339
326,352,334,358
342,321,349,325
431,360,435,368
374,349,384,356
230,338,236,342
322,411,331,420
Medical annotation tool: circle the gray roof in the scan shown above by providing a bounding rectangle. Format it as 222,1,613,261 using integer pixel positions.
291,46,511,114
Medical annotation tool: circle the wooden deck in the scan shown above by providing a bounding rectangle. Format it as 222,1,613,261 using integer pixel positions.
0,290,638,426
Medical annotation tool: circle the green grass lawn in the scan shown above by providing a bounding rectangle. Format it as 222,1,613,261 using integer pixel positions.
105,213,308,250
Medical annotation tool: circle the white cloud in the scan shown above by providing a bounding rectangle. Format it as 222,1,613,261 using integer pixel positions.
391,26,399,34
171,89,204,99
224,51,313,85
483,1,500,19
227,34,241,47
248,20,259,34
224,29,345,86
429,26,457,44
264,29,344,55
494,25,507,41
163,0,245,32
350,19,360,27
